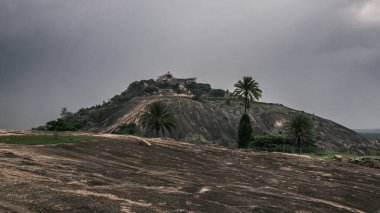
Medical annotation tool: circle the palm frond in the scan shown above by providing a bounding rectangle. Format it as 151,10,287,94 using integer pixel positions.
139,101,176,137
233,76,262,112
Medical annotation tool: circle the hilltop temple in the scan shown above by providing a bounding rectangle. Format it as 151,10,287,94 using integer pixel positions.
156,71,196,96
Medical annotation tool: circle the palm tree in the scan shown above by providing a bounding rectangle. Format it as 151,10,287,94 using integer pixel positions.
286,112,314,153
238,113,253,148
233,76,262,114
139,102,176,137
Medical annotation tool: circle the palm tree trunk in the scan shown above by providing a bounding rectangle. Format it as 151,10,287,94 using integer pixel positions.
297,135,302,153
244,91,248,114
156,127,159,137
245,99,248,114
247,97,250,111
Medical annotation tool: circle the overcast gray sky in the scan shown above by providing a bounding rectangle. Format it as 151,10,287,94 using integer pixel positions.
1,0,380,129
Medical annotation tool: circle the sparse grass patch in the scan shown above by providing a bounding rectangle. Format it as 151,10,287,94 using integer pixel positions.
0,135,95,145
306,151,358,160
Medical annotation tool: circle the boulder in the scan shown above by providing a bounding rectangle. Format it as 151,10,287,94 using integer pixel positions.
333,155,343,162
362,157,380,169
138,139,151,147
349,157,380,169
341,156,351,163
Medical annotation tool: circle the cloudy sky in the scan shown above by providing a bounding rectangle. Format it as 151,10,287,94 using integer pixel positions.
1,0,379,129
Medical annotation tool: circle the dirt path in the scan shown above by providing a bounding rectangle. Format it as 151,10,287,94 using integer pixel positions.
1,135,379,212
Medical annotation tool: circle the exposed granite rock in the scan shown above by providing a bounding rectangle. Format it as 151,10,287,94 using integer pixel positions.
93,97,371,151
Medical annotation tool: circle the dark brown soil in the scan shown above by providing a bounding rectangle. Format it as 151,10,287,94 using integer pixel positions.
1,135,379,212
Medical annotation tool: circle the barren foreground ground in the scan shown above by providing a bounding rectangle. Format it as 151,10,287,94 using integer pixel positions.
0,134,379,212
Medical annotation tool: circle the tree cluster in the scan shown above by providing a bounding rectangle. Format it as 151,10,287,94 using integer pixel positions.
233,76,315,152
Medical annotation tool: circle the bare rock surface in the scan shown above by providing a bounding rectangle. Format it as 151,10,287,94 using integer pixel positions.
92,97,371,151
1,134,379,212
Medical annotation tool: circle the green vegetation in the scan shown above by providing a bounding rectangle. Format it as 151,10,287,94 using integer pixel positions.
249,135,316,153
237,114,252,148
233,76,262,114
186,82,211,95
38,77,228,131
143,85,159,94
112,123,137,135
0,135,95,145
234,76,263,148
38,80,156,131
285,112,316,153
250,135,289,148
156,82,173,89
209,89,225,97
46,118,76,131
139,102,176,137
231,77,317,153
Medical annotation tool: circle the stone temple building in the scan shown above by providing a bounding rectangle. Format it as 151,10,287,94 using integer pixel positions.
156,71,196,96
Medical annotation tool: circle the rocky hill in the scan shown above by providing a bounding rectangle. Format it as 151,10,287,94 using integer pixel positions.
89,96,370,151
40,78,371,151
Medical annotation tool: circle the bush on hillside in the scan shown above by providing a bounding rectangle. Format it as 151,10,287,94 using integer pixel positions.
250,135,290,148
39,79,227,131
250,135,291,151
285,112,316,152
144,85,158,94
250,135,316,152
238,114,253,148
209,89,225,97
156,82,173,89
126,81,146,97
112,123,137,135
46,118,76,131
186,82,211,94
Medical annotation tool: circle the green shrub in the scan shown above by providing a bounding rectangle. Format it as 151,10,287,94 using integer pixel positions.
186,82,211,94
191,94,202,101
250,135,290,148
131,81,147,95
112,123,137,135
156,82,173,89
145,79,156,85
143,85,158,94
238,114,253,148
209,89,225,97
285,112,316,152
250,135,293,152
46,118,76,131
250,135,316,152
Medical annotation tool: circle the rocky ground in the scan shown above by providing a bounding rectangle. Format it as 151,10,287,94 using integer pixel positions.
0,134,379,212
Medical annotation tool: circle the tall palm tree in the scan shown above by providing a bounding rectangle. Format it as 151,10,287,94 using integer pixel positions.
286,112,314,153
233,76,262,114
139,102,176,137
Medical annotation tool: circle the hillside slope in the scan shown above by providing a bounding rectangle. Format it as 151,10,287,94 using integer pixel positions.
0,135,379,212
92,96,370,150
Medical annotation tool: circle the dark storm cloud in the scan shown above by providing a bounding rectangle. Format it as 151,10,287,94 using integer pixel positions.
0,0,380,129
